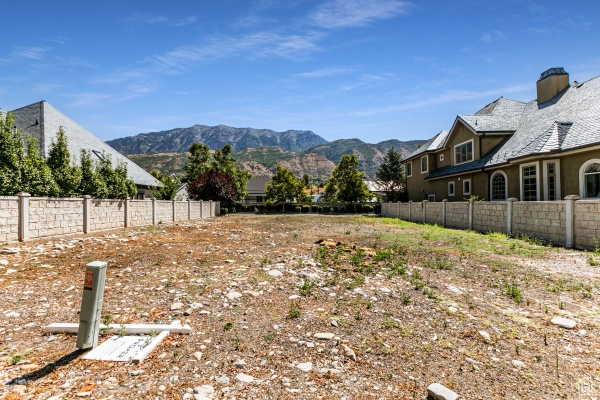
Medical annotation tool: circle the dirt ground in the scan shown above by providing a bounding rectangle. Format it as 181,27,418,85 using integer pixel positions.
1,214,599,400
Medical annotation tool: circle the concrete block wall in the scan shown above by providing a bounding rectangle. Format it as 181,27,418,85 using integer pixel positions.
411,202,424,223
512,201,566,245
473,202,508,234
399,203,410,220
574,200,600,249
445,203,470,230
90,200,125,231
30,198,84,238
156,201,173,224
425,202,443,226
129,200,153,226
0,196,19,242
175,201,188,221
0,194,220,242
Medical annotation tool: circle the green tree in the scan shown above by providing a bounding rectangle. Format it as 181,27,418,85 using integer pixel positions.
0,111,24,195
322,154,370,202
21,135,59,197
301,174,310,188
47,127,82,197
78,149,108,198
183,142,251,203
375,147,406,202
96,154,136,199
151,169,177,200
183,142,211,183
264,165,305,204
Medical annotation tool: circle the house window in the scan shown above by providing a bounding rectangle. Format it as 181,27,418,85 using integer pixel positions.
92,150,107,161
428,194,436,202
580,160,600,198
543,160,560,201
463,179,471,196
406,162,412,177
490,171,507,201
257,196,263,203
454,139,474,165
440,154,444,161
421,156,428,174
521,163,539,201
448,181,455,196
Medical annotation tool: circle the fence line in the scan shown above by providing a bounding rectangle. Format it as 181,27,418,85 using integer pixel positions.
0,193,220,242
381,196,596,250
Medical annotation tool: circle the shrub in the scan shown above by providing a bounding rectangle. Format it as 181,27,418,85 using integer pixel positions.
322,206,330,213
346,203,355,213
221,207,228,214
229,206,236,213
302,205,310,213
332,206,339,213
294,206,301,213
311,205,319,212
363,204,373,213
355,203,363,213
374,204,381,214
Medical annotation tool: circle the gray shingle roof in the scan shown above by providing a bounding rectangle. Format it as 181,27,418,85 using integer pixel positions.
405,130,450,160
458,97,526,133
247,175,271,194
11,101,161,187
424,73,600,179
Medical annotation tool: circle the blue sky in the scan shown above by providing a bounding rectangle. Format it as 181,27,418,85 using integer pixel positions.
1,1,599,145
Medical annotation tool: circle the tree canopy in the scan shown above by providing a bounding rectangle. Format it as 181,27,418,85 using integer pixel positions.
187,170,236,206
375,146,406,202
47,127,82,197
264,165,307,204
322,154,370,202
183,142,251,203
151,169,178,200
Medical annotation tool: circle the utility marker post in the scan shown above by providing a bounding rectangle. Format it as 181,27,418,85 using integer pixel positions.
76,261,107,349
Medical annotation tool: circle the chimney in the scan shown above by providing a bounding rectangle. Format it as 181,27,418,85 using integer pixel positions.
536,67,569,104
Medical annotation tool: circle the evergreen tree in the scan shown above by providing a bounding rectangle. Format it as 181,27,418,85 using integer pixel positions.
47,127,82,197
375,147,406,202
322,154,370,202
0,112,24,195
96,153,137,199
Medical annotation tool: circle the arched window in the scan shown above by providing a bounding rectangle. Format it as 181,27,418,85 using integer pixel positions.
581,160,600,198
490,171,507,201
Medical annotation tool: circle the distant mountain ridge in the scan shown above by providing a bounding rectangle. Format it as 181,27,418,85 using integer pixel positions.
107,124,328,154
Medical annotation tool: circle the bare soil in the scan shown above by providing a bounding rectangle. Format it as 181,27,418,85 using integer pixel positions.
1,214,599,399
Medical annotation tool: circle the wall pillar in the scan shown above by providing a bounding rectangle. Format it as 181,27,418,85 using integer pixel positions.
209,200,213,217
565,195,580,248
17,192,30,242
442,199,447,228
422,200,428,224
152,198,156,225
188,199,192,220
83,195,91,233
468,199,474,230
217,201,221,216
506,198,517,235
172,199,176,222
200,200,203,218
408,201,412,222
124,199,130,228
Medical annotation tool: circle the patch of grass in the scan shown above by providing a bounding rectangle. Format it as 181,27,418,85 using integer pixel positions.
505,282,523,304
373,248,392,262
288,300,301,319
299,279,316,296
350,248,366,268
223,322,234,331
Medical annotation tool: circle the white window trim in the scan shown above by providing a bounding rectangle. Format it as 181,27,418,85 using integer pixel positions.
454,139,474,166
428,194,436,202
542,159,561,201
579,158,600,198
440,154,444,161
448,181,455,196
520,161,540,201
490,170,508,201
421,155,428,174
406,161,412,177
463,179,471,196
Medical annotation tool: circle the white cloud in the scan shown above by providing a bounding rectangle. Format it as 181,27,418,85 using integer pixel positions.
12,46,51,60
295,67,352,78
481,30,506,43
124,13,197,27
309,0,410,29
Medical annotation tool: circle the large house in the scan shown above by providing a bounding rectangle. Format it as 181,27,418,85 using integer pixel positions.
404,68,600,202
11,101,161,198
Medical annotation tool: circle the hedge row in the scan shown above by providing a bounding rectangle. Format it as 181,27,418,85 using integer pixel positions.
233,203,380,214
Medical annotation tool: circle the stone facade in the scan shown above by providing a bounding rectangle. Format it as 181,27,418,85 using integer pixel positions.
30,198,84,238
0,197,19,242
0,195,220,242
382,198,597,249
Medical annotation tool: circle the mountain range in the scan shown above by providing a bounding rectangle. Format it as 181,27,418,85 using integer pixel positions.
107,124,425,180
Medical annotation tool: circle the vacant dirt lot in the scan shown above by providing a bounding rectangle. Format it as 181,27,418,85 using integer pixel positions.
1,214,599,399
